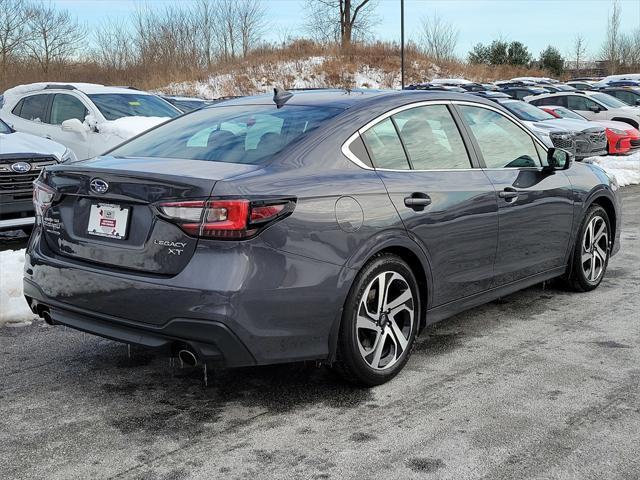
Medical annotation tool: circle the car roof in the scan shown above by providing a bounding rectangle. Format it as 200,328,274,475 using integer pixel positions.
3,82,154,97
209,88,501,111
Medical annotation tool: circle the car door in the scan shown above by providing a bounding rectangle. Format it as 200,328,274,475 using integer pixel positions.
566,95,604,120
358,102,499,307
454,102,574,286
40,93,91,159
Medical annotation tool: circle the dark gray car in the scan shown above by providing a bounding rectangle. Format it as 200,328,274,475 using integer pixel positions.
24,89,622,386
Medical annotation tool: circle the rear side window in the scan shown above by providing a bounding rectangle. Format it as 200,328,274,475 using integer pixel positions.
50,94,88,124
393,105,471,169
361,118,410,170
110,105,343,165
531,96,567,107
15,94,50,122
459,105,541,168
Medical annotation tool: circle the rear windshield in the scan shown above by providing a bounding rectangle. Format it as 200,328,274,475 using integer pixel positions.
110,105,343,165
88,94,180,120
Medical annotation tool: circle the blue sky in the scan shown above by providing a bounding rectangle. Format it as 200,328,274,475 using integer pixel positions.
53,0,640,59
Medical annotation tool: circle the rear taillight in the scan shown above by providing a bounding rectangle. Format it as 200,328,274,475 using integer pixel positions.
157,199,294,239
33,181,56,217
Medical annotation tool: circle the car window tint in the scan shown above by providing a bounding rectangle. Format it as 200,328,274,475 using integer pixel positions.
111,105,343,165
50,94,88,125
11,98,24,116
613,90,635,105
18,94,49,122
361,118,410,170
459,105,541,168
393,105,471,169
566,95,598,110
87,94,180,120
347,135,373,167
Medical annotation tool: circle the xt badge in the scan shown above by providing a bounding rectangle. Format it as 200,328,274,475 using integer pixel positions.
154,240,187,255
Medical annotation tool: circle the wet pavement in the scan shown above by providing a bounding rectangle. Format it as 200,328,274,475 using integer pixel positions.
1,185,639,479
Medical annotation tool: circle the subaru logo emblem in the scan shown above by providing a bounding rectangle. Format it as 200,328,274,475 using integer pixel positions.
10,162,31,173
90,178,109,194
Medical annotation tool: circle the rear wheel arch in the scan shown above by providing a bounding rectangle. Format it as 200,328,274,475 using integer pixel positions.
328,239,433,362
611,117,639,129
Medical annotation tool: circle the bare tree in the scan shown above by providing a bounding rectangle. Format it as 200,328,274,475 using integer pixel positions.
600,0,621,73
572,34,587,73
419,14,459,62
93,19,134,71
25,1,86,73
0,0,32,77
237,0,267,57
304,0,379,51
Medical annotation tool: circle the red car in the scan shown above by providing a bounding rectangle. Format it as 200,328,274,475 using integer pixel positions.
540,105,640,155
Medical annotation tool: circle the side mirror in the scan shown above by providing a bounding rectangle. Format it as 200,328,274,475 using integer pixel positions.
635,99,640,106
589,105,602,113
546,148,573,171
61,118,88,137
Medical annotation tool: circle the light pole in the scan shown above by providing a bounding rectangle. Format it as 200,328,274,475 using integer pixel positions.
401,0,405,89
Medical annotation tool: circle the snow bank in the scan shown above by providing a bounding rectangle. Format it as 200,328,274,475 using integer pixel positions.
98,116,170,140
584,151,640,187
0,249,35,327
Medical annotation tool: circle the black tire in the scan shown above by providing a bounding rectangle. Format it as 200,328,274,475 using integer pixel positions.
333,253,420,387
563,204,611,292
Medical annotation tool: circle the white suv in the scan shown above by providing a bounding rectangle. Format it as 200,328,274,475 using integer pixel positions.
525,91,640,129
0,83,181,160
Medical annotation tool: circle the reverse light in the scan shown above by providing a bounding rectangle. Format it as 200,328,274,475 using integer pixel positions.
33,181,56,217
157,198,294,239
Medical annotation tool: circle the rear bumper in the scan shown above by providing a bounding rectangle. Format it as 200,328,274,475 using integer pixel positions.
24,278,255,366
24,227,348,367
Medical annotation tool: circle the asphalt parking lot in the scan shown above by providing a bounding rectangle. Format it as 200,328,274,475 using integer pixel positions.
1,185,639,480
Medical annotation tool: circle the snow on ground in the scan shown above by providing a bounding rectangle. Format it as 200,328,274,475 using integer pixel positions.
97,116,170,140
0,249,35,327
161,56,421,98
585,151,640,187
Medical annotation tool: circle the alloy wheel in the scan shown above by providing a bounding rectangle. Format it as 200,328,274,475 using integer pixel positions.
356,271,415,371
581,215,608,282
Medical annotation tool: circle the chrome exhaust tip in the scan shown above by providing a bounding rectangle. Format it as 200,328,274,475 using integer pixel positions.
178,349,199,367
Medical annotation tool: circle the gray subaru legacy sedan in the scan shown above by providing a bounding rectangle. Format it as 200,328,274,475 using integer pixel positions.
24,89,621,386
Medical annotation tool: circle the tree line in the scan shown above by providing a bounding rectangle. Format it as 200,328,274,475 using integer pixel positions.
1,0,638,89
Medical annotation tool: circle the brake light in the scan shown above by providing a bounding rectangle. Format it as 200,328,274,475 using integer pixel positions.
33,181,56,217
157,199,293,239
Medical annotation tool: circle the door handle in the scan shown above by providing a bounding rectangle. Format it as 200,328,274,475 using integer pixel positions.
404,193,432,210
498,187,519,201
44,135,52,139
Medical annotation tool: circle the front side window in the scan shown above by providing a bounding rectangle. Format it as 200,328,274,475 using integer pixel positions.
393,104,471,169
88,94,180,121
502,101,555,122
50,94,88,125
459,105,541,168
111,105,343,165
361,118,410,170
16,94,50,122
567,95,600,111
607,90,636,106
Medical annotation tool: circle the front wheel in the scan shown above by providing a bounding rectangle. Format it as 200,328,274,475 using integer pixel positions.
334,254,420,386
564,205,611,292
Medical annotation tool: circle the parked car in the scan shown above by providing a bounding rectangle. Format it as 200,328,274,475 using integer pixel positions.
484,98,608,159
0,117,74,232
25,89,620,386
593,73,640,88
566,81,596,91
539,84,576,92
499,86,549,100
160,95,211,113
0,83,181,160
526,91,640,129
540,105,640,155
597,87,640,107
